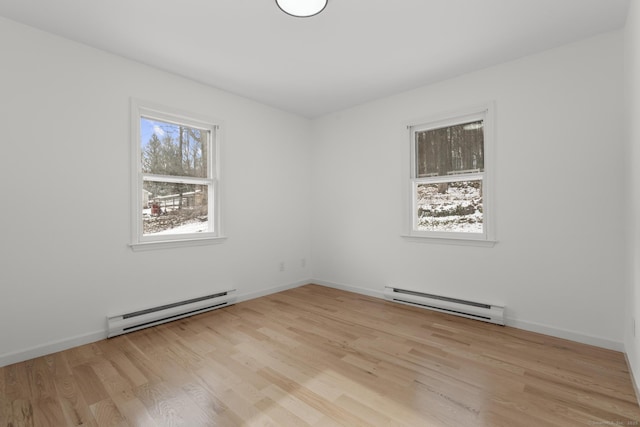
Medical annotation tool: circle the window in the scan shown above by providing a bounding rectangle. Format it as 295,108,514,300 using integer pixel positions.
405,104,494,244
130,100,223,250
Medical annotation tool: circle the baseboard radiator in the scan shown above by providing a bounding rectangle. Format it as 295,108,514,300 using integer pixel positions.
107,289,236,338
383,286,505,325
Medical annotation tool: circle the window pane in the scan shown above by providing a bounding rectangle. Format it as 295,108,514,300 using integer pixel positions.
142,182,209,235
141,117,208,178
416,180,482,233
415,120,483,177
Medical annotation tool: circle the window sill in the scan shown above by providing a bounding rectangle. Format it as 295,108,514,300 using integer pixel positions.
401,235,496,247
129,236,227,251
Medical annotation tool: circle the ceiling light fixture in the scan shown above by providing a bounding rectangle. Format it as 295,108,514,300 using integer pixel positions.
276,0,328,17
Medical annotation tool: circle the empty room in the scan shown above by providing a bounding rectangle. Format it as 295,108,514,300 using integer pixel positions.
2,0,640,425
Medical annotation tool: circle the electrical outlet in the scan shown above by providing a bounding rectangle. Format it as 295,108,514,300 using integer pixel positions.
279,261,285,272
301,258,306,268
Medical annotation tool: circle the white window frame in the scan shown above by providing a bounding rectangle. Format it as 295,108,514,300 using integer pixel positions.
402,103,496,246
129,99,225,251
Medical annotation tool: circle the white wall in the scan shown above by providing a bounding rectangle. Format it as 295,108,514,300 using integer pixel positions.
625,0,640,388
0,14,630,367
311,31,626,350
0,17,312,366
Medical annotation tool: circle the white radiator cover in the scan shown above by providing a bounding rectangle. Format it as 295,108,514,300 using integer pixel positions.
384,286,505,325
107,289,236,337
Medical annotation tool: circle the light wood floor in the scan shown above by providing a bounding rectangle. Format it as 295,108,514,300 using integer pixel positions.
1,284,639,426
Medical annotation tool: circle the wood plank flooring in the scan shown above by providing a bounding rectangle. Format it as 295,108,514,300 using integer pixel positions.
1,284,639,426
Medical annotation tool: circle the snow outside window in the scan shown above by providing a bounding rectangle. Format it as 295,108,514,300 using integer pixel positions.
130,100,224,250
406,105,495,244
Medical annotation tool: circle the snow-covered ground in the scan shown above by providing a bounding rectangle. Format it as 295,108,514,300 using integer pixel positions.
142,207,208,235
151,220,207,235
416,181,483,233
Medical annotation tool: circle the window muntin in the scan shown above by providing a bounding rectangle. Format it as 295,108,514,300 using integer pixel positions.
131,101,221,248
408,109,491,241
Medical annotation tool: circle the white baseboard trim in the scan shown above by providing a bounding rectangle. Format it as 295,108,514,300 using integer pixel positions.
235,279,310,303
0,279,311,368
624,350,640,407
311,279,385,299
1,279,624,367
312,278,624,352
0,330,106,368
505,318,623,352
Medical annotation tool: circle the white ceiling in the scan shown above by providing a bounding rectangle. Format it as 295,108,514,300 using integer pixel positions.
0,0,630,117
